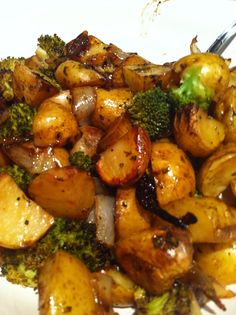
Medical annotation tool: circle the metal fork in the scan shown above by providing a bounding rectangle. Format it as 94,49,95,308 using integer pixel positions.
207,20,236,54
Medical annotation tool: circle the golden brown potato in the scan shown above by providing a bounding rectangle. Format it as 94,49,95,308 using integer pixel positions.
230,178,236,197
214,86,236,143
96,126,151,186
38,251,101,315
164,196,236,243
112,54,149,87
70,125,103,157
195,242,236,286
115,226,193,294
0,173,54,249
115,187,151,240
174,105,225,157
33,97,79,147
91,87,133,130
98,114,132,152
55,60,105,89
12,64,58,107
168,52,230,102
28,166,95,219
151,140,196,207
123,63,170,92
197,142,236,197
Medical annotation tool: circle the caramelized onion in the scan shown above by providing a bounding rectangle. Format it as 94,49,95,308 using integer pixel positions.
71,86,96,124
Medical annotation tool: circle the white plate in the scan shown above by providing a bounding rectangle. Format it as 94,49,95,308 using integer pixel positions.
0,0,236,314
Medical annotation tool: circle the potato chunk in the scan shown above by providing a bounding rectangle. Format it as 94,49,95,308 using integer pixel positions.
33,97,79,147
28,166,95,219
96,126,151,186
197,142,236,197
38,251,100,315
0,173,54,249
164,196,236,243
174,105,225,157
151,140,196,207
13,64,58,107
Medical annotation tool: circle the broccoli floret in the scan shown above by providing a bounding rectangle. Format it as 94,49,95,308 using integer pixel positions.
170,66,213,111
0,57,25,101
0,218,114,288
127,86,173,140
134,283,192,315
0,102,36,141
36,34,65,60
0,164,32,191
69,151,93,172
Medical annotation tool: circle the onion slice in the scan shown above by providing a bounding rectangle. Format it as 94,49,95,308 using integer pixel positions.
95,194,115,247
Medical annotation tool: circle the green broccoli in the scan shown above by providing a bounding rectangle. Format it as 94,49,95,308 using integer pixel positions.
127,86,173,140
0,218,114,288
36,34,66,60
0,164,32,191
0,102,36,142
69,151,93,172
0,57,25,101
134,283,193,315
170,66,213,111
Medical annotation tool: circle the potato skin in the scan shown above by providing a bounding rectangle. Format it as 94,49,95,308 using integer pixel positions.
38,251,101,315
28,166,95,219
91,88,133,130
55,60,105,89
197,142,236,197
13,64,58,107
115,226,193,294
195,242,236,285
174,105,225,157
33,99,79,147
151,140,196,207
169,53,230,102
0,173,54,249
214,86,236,143
96,126,151,186
164,196,236,243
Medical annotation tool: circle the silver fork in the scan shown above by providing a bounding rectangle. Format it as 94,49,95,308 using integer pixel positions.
207,20,236,54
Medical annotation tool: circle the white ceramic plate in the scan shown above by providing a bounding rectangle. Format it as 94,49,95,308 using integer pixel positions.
0,0,236,314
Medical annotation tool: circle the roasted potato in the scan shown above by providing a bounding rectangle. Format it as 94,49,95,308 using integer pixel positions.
168,52,230,102
174,105,225,157
96,126,151,186
214,86,236,143
38,251,101,315
151,139,196,207
123,63,171,92
115,226,193,294
33,95,79,147
197,142,236,197
164,196,236,243
55,60,105,88
28,166,95,218
195,242,236,286
91,87,133,130
0,173,54,249
12,64,58,107
112,54,148,87
115,186,151,240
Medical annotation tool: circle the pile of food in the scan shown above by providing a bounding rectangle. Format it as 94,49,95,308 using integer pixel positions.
0,31,236,315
